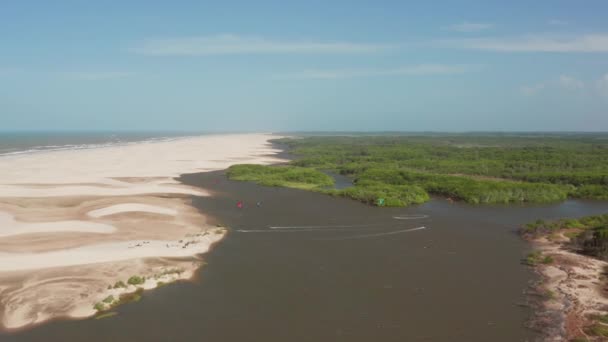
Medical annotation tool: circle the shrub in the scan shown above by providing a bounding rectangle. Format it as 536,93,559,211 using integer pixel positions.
127,275,145,285
102,295,115,304
113,280,127,289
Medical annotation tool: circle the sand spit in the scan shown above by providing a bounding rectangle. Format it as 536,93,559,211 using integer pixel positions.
0,212,116,237
87,203,178,218
528,233,608,341
0,133,285,330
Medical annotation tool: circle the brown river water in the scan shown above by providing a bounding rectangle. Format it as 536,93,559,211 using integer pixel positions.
4,170,608,341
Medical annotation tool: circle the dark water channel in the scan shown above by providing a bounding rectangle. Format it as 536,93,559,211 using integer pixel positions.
6,170,608,342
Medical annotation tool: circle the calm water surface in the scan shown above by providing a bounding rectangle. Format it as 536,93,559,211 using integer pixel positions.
5,171,608,342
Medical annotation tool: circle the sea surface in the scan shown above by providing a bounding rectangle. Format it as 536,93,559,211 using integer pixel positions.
0,131,202,157
5,169,608,342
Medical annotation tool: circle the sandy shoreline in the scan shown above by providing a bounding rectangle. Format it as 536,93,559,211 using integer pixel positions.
527,232,608,341
0,133,285,330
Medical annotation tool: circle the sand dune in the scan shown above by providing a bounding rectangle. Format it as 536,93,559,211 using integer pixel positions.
0,212,116,237
0,232,224,272
0,133,285,330
87,203,178,218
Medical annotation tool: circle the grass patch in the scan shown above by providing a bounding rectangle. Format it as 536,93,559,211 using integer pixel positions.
598,315,608,324
585,323,608,337
564,230,583,239
153,268,185,279
102,295,115,304
127,275,145,285
227,164,334,190
116,288,144,305
93,302,105,312
524,251,553,266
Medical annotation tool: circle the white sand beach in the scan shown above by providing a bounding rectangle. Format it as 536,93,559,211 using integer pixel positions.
0,133,285,329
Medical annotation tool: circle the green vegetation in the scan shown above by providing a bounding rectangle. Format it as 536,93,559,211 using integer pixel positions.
229,134,608,206
153,268,185,279
354,168,568,204
102,295,115,304
227,164,333,190
522,214,608,260
327,182,429,206
524,251,554,266
590,313,608,324
113,280,127,289
127,275,145,285
585,323,608,337
93,302,105,312
543,289,555,300
118,288,143,304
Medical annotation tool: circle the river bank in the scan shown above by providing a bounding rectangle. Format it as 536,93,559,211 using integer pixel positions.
523,219,608,341
5,166,608,341
0,133,284,329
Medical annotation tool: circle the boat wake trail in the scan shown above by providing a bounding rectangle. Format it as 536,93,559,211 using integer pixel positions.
314,226,427,240
268,224,379,230
392,215,429,220
236,227,372,233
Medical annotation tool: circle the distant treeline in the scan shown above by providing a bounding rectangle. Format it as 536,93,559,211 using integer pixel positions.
271,135,608,205
227,135,608,207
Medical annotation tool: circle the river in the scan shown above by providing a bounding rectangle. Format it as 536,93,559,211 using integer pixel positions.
5,170,608,341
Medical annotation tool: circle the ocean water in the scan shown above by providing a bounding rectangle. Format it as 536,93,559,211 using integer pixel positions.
0,131,201,157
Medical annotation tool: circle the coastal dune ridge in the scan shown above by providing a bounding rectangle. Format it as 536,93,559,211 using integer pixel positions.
0,133,285,330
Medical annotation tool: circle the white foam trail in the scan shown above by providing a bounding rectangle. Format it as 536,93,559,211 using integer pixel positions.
237,227,372,233
269,224,377,229
316,226,427,241
392,215,428,220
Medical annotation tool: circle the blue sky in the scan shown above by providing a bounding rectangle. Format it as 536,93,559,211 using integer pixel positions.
1,1,608,131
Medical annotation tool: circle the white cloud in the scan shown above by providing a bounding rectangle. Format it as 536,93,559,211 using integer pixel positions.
132,34,389,56
278,64,480,80
597,73,608,97
521,75,585,95
443,33,608,52
558,75,584,89
63,71,133,81
447,22,493,33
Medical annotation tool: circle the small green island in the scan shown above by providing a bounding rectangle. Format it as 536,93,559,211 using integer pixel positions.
228,134,608,207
